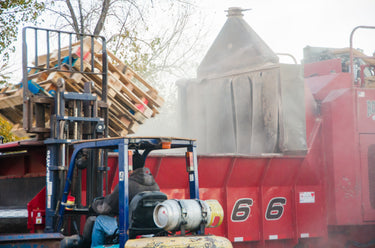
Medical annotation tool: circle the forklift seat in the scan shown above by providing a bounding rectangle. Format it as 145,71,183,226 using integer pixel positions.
128,191,168,239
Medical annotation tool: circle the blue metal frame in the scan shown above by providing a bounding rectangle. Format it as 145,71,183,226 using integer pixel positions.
188,144,200,200
57,137,197,247
0,233,64,242
118,140,129,246
45,145,57,232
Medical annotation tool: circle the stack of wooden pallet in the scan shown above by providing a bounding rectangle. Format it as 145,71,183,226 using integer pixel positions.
0,38,164,137
0,84,25,137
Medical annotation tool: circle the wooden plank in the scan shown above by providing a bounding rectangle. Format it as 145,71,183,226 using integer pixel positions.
108,88,117,98
119,115,131,127
105,50,158,93
34,37,103,66
109,96,145,124
38,82,57,93
128,121,139,133
108,126,119,137
97,52,162,108
134,112,147,124
106,62,157,111
108,112,133,135
0,90,23,109
0,87,7,94
65,80,84,93
70,37,103,55
107,61,164,108
116,65,135,81
45,71,67,84
35,70,84,95
11,123,29,137
112,90,150,120
0,108,22,124
72,59,104,87
109,112,129,129
73,58,92,72
2,84,22,95
69,72,85,84
27,69,50,82
0,112,14,124
93,58,153,118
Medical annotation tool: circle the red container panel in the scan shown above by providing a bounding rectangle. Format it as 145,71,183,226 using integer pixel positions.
296,185,325,239
356,89,375,133
106,153,326,246
226,187,260,242
359,134,375,221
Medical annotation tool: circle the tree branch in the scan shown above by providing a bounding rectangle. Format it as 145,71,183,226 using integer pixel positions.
65,0,80,34
78,0,84,33
93,0,111,35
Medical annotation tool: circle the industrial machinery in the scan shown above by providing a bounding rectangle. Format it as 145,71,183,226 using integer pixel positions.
1,9,375,248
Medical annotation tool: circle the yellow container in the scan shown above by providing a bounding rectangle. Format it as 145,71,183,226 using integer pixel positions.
65,195,75,210
206,200,224,228
125,235,232,248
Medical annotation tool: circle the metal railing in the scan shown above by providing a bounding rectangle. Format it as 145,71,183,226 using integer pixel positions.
22,27,108,137
349,25,375,85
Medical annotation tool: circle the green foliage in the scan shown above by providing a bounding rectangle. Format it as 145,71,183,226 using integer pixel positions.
111,29,162,82
0,64,10,85
0,0,45,84
0,116,20,143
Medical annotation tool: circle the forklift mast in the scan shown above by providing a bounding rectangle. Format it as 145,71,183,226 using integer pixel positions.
22,27,109,232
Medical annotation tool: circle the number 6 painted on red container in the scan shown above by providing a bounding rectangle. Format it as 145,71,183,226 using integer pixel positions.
265,197,286,220
231,198,253,222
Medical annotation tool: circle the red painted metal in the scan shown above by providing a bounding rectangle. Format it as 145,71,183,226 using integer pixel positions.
2,57,375,247
0,140,46,178
305,73,352,101
304,58,343,77
320,87,362,225
27,187,46,233
359,134,375,221
357,89,375,133
103,152,326,247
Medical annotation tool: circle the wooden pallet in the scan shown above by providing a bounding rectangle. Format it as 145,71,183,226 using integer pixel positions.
0,37,163,137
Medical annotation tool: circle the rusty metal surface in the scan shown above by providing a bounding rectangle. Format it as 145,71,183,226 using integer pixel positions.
0,140,45,152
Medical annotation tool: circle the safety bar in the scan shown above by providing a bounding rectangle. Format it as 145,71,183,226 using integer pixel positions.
349,25,375,85
276,53,298,64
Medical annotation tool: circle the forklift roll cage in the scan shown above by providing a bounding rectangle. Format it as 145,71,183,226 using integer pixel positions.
57,137,199,247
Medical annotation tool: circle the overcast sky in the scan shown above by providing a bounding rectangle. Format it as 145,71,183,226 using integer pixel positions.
196,0,375,63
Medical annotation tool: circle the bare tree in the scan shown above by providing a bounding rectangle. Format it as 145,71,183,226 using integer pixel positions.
44,0,206,83
43,0,208,136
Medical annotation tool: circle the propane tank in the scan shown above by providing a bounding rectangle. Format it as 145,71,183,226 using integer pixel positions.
153,199,224,232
